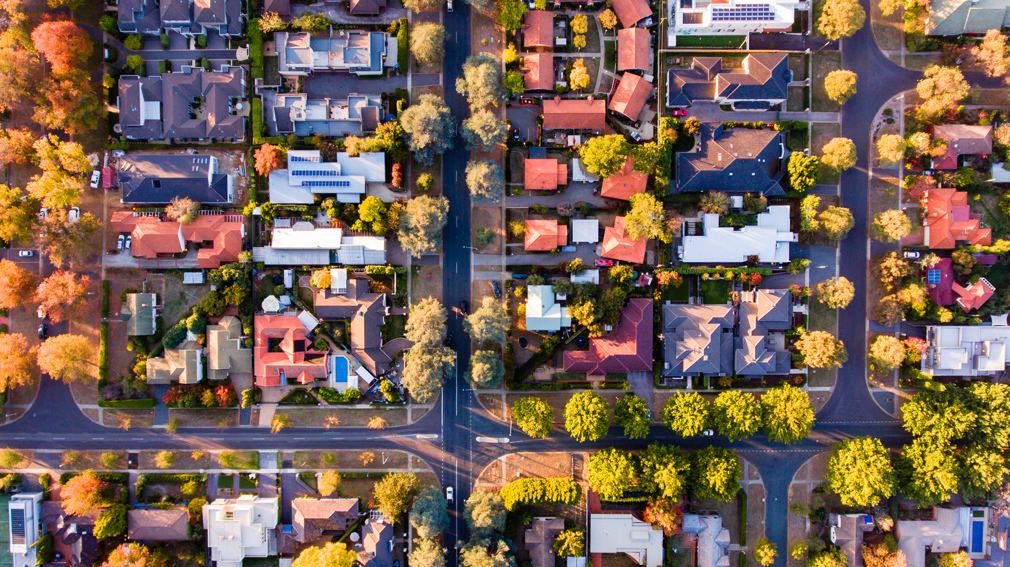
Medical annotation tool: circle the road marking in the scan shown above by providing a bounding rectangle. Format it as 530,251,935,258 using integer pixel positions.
52,437,64,440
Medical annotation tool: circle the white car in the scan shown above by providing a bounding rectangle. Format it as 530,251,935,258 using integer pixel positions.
90,170,101,189
117,234,125,250
125,235,132,250
447,0,452,11
445,486,453,503
702,429,715,436
37,305,45,319
68,207,80,222
17,250,32,257
38,208,47,221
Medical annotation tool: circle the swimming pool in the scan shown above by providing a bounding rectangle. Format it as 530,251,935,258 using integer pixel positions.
332,356,348,388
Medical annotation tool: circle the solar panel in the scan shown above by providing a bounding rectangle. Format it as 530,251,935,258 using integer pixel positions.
10,508,25,545
302,180,352,187
290,155,319,162
291,169,339,176
711,4,775,20
927,269,941,284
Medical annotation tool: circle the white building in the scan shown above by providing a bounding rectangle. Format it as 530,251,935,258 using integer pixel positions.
590,514,664,567
276,31,391,76
571,219,600,244
525,285,572,333
896,507,989,567
256,222,387,266
203,495,279,567
268,150,386,205
8,493,42,567
668,0,803,44
679,206,795,264
922,319,1010,377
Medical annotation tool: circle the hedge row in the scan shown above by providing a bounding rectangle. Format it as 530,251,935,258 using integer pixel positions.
101,280,111,319
98,323,109,382
396,18,408,70
251,97,264,143
97,398,156,408
136,473,206,495
666,266,773,276
249,19,264,79
59,472,129,485
365,265,408,275
315,388,363,404
500,477,581,511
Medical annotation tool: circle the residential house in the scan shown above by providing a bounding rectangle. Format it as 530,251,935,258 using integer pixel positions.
312,270,392,376
337,0,388,16
618,28,651,73
923,188,992,248
203,496,279,567
927,0,1010,34
254,315,330,387
8,493,42,567
611,0,653,27
564,299,653,377
830,514,874,567
110,212,246,269
146,340,204,384
257,222,387,266
668,0,799,44
119,0,243,36
925,258,956,307
662,304,735,377
270,93,382,137
600,157,648,200
601,216,647,264
896,507,990,567
525,518,565,567
682,514,730,567
921,320,1010,377
522,53,555,91
40,501,101,567
666,55,791,110
118,66,247,142
525,219,568,251
542,97,607,132
525,158,568,190
279,499,360,553
118,0,162,35
117,154,234,204
207,316,253,380
276,31,390,77
268,150,386,205
522,11,554,48
736,289,792,377
676,124,785,195
954,278,996,313
127,509,189,541
525,286,572,332
356,519,393,567
571,219,599,243
609,73,654,121
680,206,796,263
122,293,158,336
589,513,663,567
932,125,993,169
264,0,290,15
572,269,600,284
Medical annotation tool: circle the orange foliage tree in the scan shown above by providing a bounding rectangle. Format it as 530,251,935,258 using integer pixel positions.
0,128,36,166
31,21,93,74
36,270,90,322
33,70,102,137
0,333,36,391
102,543,151,567
61,470,106,516
37,334,93,383
254,144,285,177
0,259,38,310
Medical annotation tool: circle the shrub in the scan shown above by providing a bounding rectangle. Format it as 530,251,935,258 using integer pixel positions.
499,477,581,510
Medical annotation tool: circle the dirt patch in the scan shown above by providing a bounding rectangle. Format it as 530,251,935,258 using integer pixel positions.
411,264,442,302
292,450,409,470
904,53,941,71
786,452,831,567
276,407,408,427
470,11,504,59
477,394,505,420
811,122,842,185
477,451,586,486
807,298,838,389
869,0,903,53
152,272,211,328
811,51,841,113
472,207,503,254
410,85,444,104
169,408,239,428
746,483,767,567
505,208,528,244
59,450,127,470
139,450,211,470
102,409,155,428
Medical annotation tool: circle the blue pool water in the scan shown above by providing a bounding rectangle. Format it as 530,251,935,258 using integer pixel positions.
333,356,348,385
972,521,984,553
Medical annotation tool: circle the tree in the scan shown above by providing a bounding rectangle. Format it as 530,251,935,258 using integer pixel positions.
100,452,121,468
623,193,673,243
403,0,445,11
292,543,357,567
587,448,637,500
816,277,855,309
94,504,127,539
291,13,331,31
465,160,505,202
959,444,1007,499
569,58,590,90
874,252,913,290
869,335,905,372
0,259,37,309
796,330,847,368
37,334,93,383
968,382,1010,448
465,488,506,536
511,397,554,438
33,70,102,137
259,11,286,32
125,54,145,73
695,193,731,217
410,485,449,539
469,350,504,388
464,297,509,344
641,497,683,535
638,444,689,498
579,135,631,178
760,385,814,444
26,169,82,211
662,392,709,437
460,537,515,567
815,0,865,40
690,447,741,502
164,197,200,224
456,54,506,111
40,209,102,269
819,206,855,241
271,414,291,433
0,186,38,246
102,544,151,567
318,471,340,497
609,265,634,285
614,394,650,439
0,449,22,468
970,29,1010,78
564,391,609,442
862,536,905,567
401,94,456,166
373,472,418,521
901,390,976,442
398,195,449,257
253,144,285,177
406,297,447,347
826,437,894,507
810,548,848,567
31,21,92,73
553,530,584,557
155,451,175,468
940,552,972,567
754,539,777,567
462,111,508,152
496,0,528,30
872,210,913,243
916,66,971,120
503,70,525,94
572,34,586,49
823,69,857,104
410,22,445,65
599,8,618,29
353,196,388,234
821,137,857,171
410,539,446,567
877,134,906,166
897,437,959,505
401,346,454,403
0,128,36,166
712,391,762,441
62,471,105,516
878,0,903,16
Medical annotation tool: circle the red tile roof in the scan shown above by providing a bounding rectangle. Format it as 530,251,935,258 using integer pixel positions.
600,157,647,200
563,298,653,376
254,315,329,387
925,258,955,307
542,96,607,131
617,28,650,71
932,124,993,170
523,53,554,91
525,158,568,190
608,72,654,120
110,211,245,268
924,188,991,249
522,10,554,48
110,211,184,258
954,277,995,313
525,219,568,251
611,0,651,27
601,216,646,263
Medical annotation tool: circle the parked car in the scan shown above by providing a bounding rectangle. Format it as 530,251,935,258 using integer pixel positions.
90,170,101,189
18,250,32,257
117,234,125,250
447,0,452,10
702,429,715,436
37,306,45,319
511,128,520,142
560,245,576,253
630,130,642,142
125,235,132,250
37,324,46,339
521,97,537,105
68,207,80,222
444,334,453,346
491,281,501,298
595,259,614,267
671,109,688,116
903,251,921,260
38,208,47,221
512,273,528,280
446,486,454,503
459,300,468,315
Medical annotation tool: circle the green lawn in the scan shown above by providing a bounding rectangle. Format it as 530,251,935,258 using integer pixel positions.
811,122,841,185
811,50,841,112
382,314,407,342
662,281,691,303
238,473,258,489
278,389,319,406
700,280,730,305
604,41,617,73
674,35,746,48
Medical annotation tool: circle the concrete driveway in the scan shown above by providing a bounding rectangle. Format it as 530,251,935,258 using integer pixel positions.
506,105,539,142
305,73,407,98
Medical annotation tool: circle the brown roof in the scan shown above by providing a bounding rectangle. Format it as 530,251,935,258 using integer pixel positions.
525,159,568,190
291,499,360,543
525,518,565,567
522,10,554,48
612,0,651,27
525,219,568,251
600,157,647,200
609,72,654,120
601,216,646,263
563,298,653,375
263,0,290,15
924,188,992,249
932,124,993,169
618,28,650,71
523,53,554,91
542,96,607,131
127,509,189,541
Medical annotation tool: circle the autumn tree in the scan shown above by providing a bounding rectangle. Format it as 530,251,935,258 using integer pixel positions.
788,153,821,192
824,69,857,104
410,540,446,567
464,296,509,344
916,66,971,120
318,471,340,497
754,539,777,567
908,132,933,157
712,391,762,441
700,191,732,214
816,277,855,309
872,210,912,242
599,9,618,29
373,472,419,521
624,193,674,243
879,0,903,16
401,94,456,166
579,134,631,178
0,30,43,115
564,391,610,442
819,206,855,241
402,0,444,11
398,195,449,257
862,535,905,567
465,160,505,202
292,543,357,567
826,437,895,507
62,471,105,515
760,385,815,444
821,137,857,171
37,334,94,383
456,54,506,111
876,134,906,166
164,197,200,224
869,335,906,372
569,58,591,90
662,392,709,437
0,128,36,166
101,544,151,567
874,252,913,290
33,70,102,137
511,397,554,438
815,0,865,40
36,271,90,323
253,144,285,177
0,259,37,309
462,111,508,152
0,334,35,392
970,29,1010,78
796,330,847,368
259,12,286,32
410,23,445,66
31,21,92,74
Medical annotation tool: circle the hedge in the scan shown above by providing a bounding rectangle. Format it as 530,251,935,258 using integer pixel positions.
59,472,129,485
101,281,111,319
365,265,407,275
98,323,109,382
666,266,773,276
315,388,362,404
737,488,748,546
97,398,157,408
136,473,206,496
500,477,581,511
512,335,561,386
396,18,408,70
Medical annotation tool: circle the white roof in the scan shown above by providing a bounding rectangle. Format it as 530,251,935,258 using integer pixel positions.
923,324,1010,376
267,150,384,204
297,310,319,332
336,236,386,265
183,272,205,284
897,508,970,567
696,516,731,567
571,269,600,285
525,285,572,332
571,158,599,182
261,295,281,313
681,206,796,264
571,219,600,243
272,225,344,249
202,496,279,567
590,514,664,567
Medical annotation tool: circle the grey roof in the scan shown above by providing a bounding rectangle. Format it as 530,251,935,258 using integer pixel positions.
734,335,790,376
676,124,785,195
264,0,290,14
118,154,231,204
118,76,164,139
193,0,226,26
738,289,791,335
119,67,246,141
662,304,735,377
928,0,1010,34
349,0,387,14
119,0,162,34
258,247,331,265
667,54,791,108
122,293,157,336
161,0,191,23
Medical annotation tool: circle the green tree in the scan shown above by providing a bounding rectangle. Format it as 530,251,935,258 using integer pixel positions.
456,54,506,111
409,540,446,567
754,538,777,567
495,0,528,30
410,22,445,65
400,94,456,166
579,135,631,178
410,485,449,539
587,447,637,500
614,394,650,439
815,0,865,40
760,385,815,444
901,389,976,442
398,195,449,257
609,264,634,285
94,504,128,539
809,548,847,567
503,70,525,94
638,443,690,498
816,277,855,309
406,297,448,347
469,350,504,388
623,193,673,243
460,537,515,567
464,488,506,536
958,444,1007,500
354,196,388,234
373,472,419,521
967,382,1010,447
401,345,455,403
940,552,973,567
464,296,509,344
690,447,741,502
823,69,858,104
100,452,121,469
462,111,508,153
553,530,584,557
897,437,959,506
712,391,762,441
819,206,855,241
465,160,505,202
699,191,731,214
564,391,610,442
511,397,554,438
662,392,709,437
292,543,357,567
821,137,857,171
796,330,847,368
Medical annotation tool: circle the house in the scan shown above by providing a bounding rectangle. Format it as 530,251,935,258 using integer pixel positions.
257,222,387,266
736,289,792,376
589,513,663,567
571,219,599,243
118,0,162,35
600,157,648,200
117,66,247,142
572,269,600,284
525,286,572,332
110,212,246,268
921,321,1010,377
8,493,42,567
122,293,158,336
611,0,653,27
276,31,389,77
676,124,785,195
522,10,554,48
525,219,568,251
356,519,393,567
925,258,956,306
312,270,392,376
601,217,647,264
127,509,189,541
525,159,568,190
522,53,555,91
932,125,993,169
667,55,791,110
146,340,204,384
279,499,360,553
268,150,386,205
954,278,995,313
542,97,607,132
683,514,730,567
525,518,565,567
609,73,654,121
830,514,874,567
340,0,388,16
40,501,101,567
618,28,650,72
264,0,290,15
203,496,279,567
564,299,653,376
927,0,1010,34
117,154,234,204
254,315,330,387
269,93,382,137
923,188,992,248
668,0,798,43
207,316,253,380
680,206,796,263
662,304,735,377
896,507,990,567
119,0,243,36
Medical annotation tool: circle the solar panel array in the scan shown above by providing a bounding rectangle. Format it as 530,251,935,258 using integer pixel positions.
711,4,775,20
927,269,941,284
290,155,319,163
10,508,25,546
302,180,352,187
291,169,341,176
